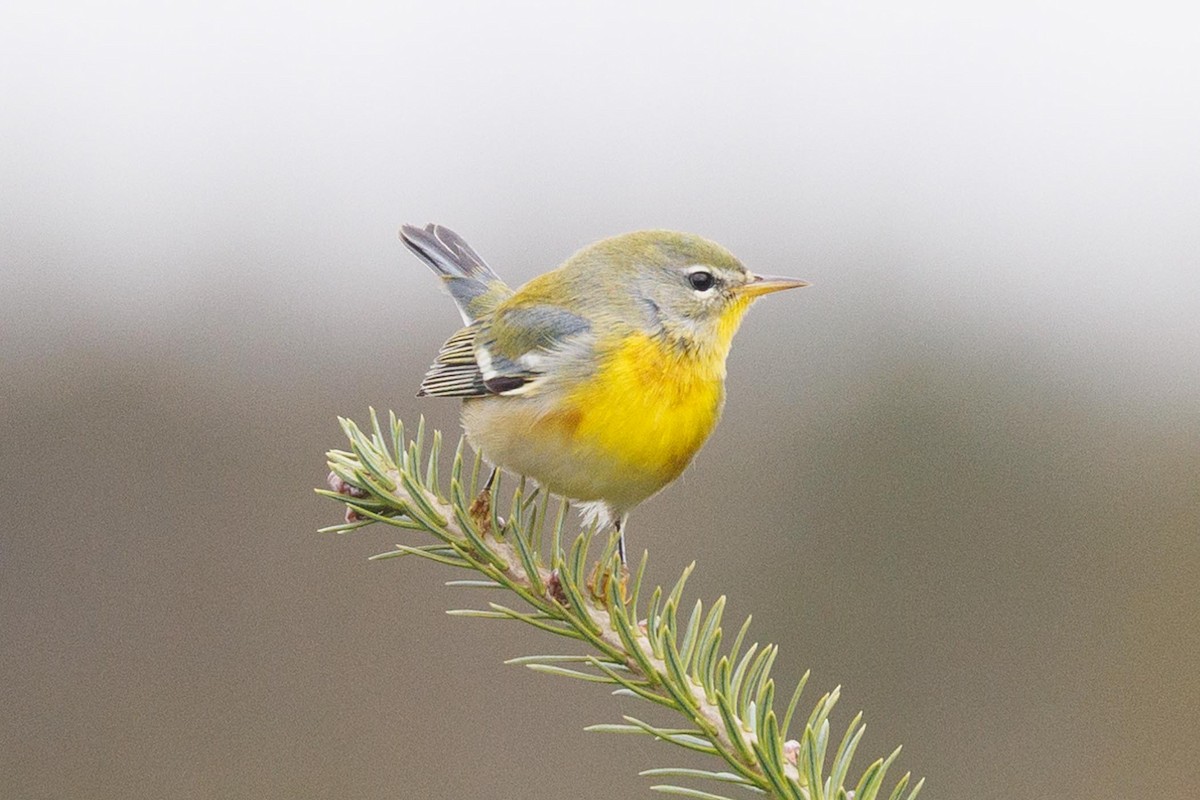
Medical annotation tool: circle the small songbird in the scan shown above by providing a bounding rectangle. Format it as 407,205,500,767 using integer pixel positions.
401,224,808,561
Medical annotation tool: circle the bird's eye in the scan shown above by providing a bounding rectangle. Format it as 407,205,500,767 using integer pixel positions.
688,270,716,292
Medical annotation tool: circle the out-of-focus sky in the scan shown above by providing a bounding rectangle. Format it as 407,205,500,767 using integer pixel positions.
2,3,1197,799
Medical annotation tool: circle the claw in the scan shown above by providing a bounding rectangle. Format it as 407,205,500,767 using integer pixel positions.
588,559,630,604
468,489,490,527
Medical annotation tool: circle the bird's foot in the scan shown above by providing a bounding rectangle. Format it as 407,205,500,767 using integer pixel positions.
468,468,502,537
468,488,507,538
468,488,491,533
587,558,630,604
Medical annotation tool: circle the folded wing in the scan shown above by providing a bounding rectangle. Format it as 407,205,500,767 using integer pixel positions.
418,305,593,398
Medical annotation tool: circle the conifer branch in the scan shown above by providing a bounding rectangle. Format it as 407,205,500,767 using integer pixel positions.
318,410,924,800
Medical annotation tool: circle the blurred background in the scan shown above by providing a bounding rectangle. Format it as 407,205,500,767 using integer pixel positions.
3,2,1197,798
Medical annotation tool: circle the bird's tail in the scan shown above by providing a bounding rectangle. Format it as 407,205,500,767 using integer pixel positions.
400,224,511,323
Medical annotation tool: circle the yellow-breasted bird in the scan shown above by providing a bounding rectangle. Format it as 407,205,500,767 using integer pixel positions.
401,224,808,561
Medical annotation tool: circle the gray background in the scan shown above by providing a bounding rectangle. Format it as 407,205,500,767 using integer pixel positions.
3,2,1197,798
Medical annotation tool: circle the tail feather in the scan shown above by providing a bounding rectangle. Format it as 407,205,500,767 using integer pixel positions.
400,223,495,281
401,224,509,322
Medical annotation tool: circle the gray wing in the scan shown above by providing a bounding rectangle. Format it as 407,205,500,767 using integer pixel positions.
418,306,592,398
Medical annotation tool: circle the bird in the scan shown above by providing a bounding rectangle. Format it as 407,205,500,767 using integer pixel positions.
401,223,808,562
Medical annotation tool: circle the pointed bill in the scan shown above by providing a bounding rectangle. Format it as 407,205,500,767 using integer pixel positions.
738,273,811,298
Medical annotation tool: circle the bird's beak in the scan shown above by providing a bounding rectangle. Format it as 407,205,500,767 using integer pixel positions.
738,273,811,298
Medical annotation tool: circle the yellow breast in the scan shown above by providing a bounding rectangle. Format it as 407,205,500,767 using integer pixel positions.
566,332,726,485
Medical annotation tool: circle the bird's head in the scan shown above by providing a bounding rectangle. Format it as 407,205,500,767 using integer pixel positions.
563,230,808,356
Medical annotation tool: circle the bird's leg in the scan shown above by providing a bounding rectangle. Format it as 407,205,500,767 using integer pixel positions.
482,466,499,493
615,516,630,599
469,467,500,534
589,515,631,602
